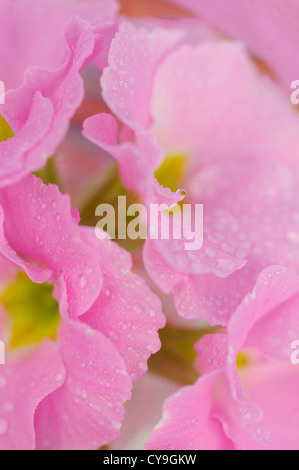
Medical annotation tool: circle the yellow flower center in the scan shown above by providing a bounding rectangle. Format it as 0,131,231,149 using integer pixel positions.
236,351,249,369
0,115,14,142
154,154,186,193
0,273,60,349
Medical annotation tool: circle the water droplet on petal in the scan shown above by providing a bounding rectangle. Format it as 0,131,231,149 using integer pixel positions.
3,402,14,413
0,418,8,435
79,275,87,288
112,421,121,430
287,231,299,245
0,376,6,388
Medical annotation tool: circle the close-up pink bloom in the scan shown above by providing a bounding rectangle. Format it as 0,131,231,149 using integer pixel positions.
0,174,164,449
147,265,299,450
0,0,299,453
83,14,299,327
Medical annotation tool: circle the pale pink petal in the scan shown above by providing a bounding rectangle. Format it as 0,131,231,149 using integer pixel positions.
146,372,234,450
169,0,299,87
130,16,217,46
84,20,187,201
0,16,96,187
82,113,184,206
94,22,299,328
110,373,179,450
0,340,65,450
80,228,165,382
228,266,299,362
143,239,187,294
0,255,18,290
0,174,103,318
167,266,255,325
150,266,299,450
34,320,131,450
195,333,228,374
101,21,184,131
146,156,299,325
214,361,299,449
238,362,299,450
0,203,52,285
151,41,299,167
225,266,299,444
246,293,299,363
149,209,249,278
0,0,119,90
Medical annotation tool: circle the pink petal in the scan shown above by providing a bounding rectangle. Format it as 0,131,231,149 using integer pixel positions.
149,209,249,278
84,20,187,204
239,362,299,450
195,333,228,374
0,340,65,450
215,361,299,449
228,266,299,362
93,22,299,328
101,21,184,130
0,174,103,318
145,156,299,325
80,228,165,382
0,16,96,187
225,266,299,444
0,0,119,90
169,0,299,87
34,320,131,450
83,113,184,207
0,255,18,289
143,239,187,294
166,267,255,325
151,41,299,167
146,372,234,450
150,266,299,450
110,373,179,450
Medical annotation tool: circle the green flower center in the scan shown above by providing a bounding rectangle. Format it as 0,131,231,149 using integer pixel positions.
0,273,60,349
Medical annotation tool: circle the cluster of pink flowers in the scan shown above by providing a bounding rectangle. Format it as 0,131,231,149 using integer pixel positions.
0,0,299,450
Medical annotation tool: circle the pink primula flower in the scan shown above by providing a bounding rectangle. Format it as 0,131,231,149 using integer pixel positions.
1,0,299,452
0,174,164,449
168,0,299,88
147,265,299,450
0,0,119,90
83,18,299,326
0,0,119,187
